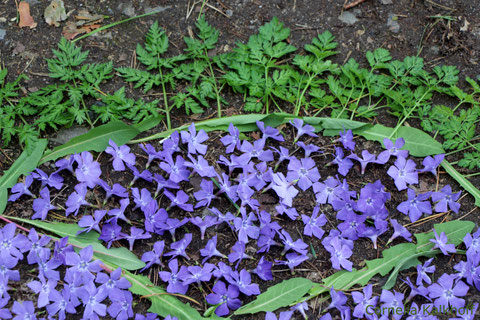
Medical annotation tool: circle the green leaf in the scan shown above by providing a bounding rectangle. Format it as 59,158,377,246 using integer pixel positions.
40,121,140,164
353,124,444,157
132,115,163,132
235,278,313,315
120,270,205,320
441,160,480,207
6,217,145,270
0,139,48,215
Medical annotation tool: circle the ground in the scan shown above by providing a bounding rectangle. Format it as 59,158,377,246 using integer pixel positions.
0,0,479,319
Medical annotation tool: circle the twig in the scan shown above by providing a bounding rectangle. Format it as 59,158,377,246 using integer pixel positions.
425,0,455,11
204,2,229,17
344,0,367,10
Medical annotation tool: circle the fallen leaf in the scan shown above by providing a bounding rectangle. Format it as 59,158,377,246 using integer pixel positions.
460,17,470,32
12,42,26,56
61,9,104,40
44,0,67,27
18,1,37,28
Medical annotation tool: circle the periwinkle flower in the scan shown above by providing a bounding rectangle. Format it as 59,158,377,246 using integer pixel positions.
206,281,242,316
330,147,353,176
220,123,241,153
428,273,469,310
265,311,293,320
12,301,37,320
430,230,456,255
27,273,58,308
416,258,436,286
8,175,34,202
352,284,378,319
325,236,352,271
256,120,284,142
125,227,151,251
141,240,165,271
65,183,89,216
387,219,412,244
287,157,320,191
108,290,134,320
105,139,136,171
380,290,404,320
32,187,57,220
338,127,355,151
78,210,107,235
78,283,109,320
65,246,102,284
140,143,162,167
74,151,101,188
225,269,260,296
431,185,461,213
181,122,209,155
290,118,317,141
387,156,418,190
397,188,432,223
32,168,63,190
418,154,445,176
254,256,273,281
276,253,308,272
164,233,192,260
160,154,191,184
271,172,298,207
159,259,189,294
377,137,409,163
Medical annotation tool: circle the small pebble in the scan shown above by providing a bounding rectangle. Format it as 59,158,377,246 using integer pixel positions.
0,29,6,41
387,13,400,33
226,9,233,17
339,11,358,25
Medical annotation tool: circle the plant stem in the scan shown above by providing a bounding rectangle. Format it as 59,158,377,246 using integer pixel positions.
204,49,222,118
294,74,314,117
464,172,480,178
388,88,432,139
158,65,171,130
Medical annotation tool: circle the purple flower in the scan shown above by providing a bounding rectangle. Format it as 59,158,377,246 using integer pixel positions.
55,155,75,173
159,259,189,294
160,154,191,184
338,127,355,151
265,311,293,320
105,139,136,171
96,267,131,299
291,301,309,319
27,273,58,307
153,174,179,197
221,123,241,153
233,209,260,243
276,253,308,272
206,281,241,316
163,131,181,154
428,273,469,310
271,172,298,207
279,230,308,255
325,236,352,271
47,289,77,320
240,139,274,162
108,290,134,320
32,187,57,220
380,290,404,320
352,284,378,319
402,276,430,302
377,137,409,163
8,175,34,201
98,180,128,203
160,217,189,241
12,301,37,320
430,230,456,255
164,189,193,212
181,123,209,154
26,228,51,264
302,206,327,239
185,154,217,178
141,241,165,271
431,185,461,213
287,157,320,191
74,151,101,188
78,210,107,235
194,179,216,208
290,118,317,141
387,219,412,244
296,141,321,157
387,156,418,190
418,154,445,176
326,287,350,319
464,229,480,257
65,183,89,216
65,245,102,284
330,147,353,176
78,283,108,320
337,213,366,241
200,235,227,264
32,168,64,190
416,258,436,286
397,188,432,222
275,203,299,220
190,215,218,240
254,256,273,281
313,177,342,205
128,164,153,185
108,198,130,224
183,264,214,285
164,233,192,260
347,150,378,174
140,143,162,168
125,227,151,251
256,120,284,142
225,269,260,296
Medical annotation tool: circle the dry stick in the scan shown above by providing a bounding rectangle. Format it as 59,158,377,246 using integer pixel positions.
204,2,229,17
457,206,479,221
0,215,29,232
140,292,202,306
344,0,367,10
425,0,455,11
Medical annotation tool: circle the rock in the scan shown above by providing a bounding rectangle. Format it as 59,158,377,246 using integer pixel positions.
118,3,135,17
387,13,400,33
226,9,233,17
339,11,358,25
144,6,169,14
381,0,393,4
0,29,5,41
50,126,89,145
430,45,440,55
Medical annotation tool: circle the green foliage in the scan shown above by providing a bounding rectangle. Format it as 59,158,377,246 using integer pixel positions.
234,278,313,315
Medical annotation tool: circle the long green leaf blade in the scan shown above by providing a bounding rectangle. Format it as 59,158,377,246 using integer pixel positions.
0,139,48,215
234,278,313,315
442,160,480,206
40,121,140,164
6,217,145,270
